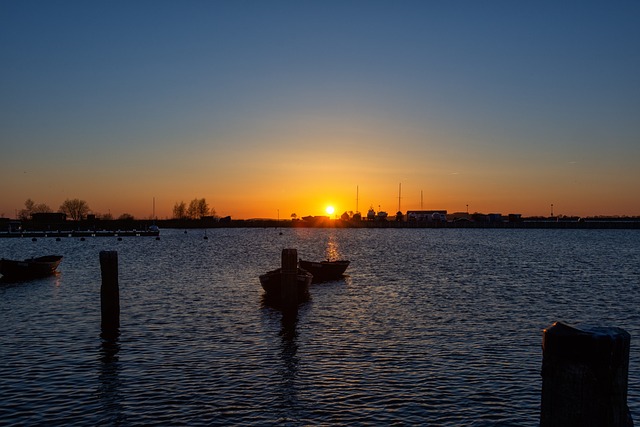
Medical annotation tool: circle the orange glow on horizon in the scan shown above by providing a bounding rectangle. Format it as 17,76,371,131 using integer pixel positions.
2,176,640,220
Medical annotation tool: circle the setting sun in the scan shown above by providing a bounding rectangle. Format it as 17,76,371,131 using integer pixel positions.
326,206,335,215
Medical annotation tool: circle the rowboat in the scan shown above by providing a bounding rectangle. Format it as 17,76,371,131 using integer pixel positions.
298,260,350,282
259,267,313,299
0,255,63,281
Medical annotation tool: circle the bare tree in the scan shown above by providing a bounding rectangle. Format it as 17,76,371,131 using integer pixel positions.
174,198,211,219
196,198,210,218
18,199,34,220
186,198,210,219
18,198,52,220
33,203,53,214
173,201,187,219
186,199,199,219
59,198,90,221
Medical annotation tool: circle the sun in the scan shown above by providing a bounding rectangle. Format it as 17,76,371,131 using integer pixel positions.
325,206,335,215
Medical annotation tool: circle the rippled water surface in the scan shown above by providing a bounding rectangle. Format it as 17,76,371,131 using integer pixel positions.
1,228,639,426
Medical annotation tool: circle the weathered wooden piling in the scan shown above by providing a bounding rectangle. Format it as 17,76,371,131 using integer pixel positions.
540,321,632,427
280,248,298,308
99,251,120,337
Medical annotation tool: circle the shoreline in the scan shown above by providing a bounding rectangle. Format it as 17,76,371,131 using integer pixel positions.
1,218,640,237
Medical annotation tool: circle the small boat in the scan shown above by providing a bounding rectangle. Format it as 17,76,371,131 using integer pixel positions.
259,267,313,299
0,255,63,281
299,260,350,282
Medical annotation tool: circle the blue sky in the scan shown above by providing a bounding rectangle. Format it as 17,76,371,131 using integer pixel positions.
1,1,639,218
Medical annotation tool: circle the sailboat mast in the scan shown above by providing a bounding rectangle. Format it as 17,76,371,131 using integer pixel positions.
356,185,359,214
398,183,401,212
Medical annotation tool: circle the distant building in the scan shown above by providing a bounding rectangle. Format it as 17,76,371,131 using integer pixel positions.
471,213,488,222
29,212,67,231
488,213,504,223
450,212,471,222
302,216,329,224
0,218,21,232
407,210,448,222
508,214,522,222
31,212,67,223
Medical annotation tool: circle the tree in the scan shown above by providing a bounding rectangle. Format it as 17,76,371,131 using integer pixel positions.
174,198,211,219
59,198,90,221
196,198,210,218
173,201,187,219
18,198,52,220
186,199,198,219
118,213,134,221
33,203,52,214
186,198,210,219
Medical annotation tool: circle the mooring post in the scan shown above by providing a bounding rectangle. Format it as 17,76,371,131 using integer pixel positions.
280,248,298,308
100,251,120,337
540,321,632,427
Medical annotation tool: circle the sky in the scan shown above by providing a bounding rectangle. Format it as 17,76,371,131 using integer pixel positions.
1,1,639,219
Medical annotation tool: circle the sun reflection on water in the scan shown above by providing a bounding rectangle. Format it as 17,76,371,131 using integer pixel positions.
326,235,340,261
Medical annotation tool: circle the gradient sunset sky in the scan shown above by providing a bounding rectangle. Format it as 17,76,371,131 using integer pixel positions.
2,1,639,219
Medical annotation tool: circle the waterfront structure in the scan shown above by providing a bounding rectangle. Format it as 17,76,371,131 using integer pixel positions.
407,210,448,222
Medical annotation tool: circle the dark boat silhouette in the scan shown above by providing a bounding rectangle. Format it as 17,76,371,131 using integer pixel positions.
298,260,350,282
259,267,313,298
0,255,63,281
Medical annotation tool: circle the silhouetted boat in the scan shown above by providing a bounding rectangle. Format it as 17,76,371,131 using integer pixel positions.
259,267,313,298
299,260,350,282
0,255,63,281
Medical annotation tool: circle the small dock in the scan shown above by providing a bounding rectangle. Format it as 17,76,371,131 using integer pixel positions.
0,230,160,239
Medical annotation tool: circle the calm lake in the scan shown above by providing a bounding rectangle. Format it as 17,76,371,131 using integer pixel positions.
1,228,639,426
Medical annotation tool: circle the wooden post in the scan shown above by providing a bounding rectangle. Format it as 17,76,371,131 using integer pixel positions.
540,321,632,427
100,251,120,337
280,248,298,308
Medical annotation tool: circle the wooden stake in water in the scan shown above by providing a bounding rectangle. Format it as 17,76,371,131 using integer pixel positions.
280,248,298,308
100,251,120,337
540,321,632,427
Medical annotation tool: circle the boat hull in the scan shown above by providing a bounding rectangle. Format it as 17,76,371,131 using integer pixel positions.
259,268,313,300
0,255,63,281
299,260,350,282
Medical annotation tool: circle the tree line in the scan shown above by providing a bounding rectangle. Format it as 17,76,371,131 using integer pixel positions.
14,197,216,221
18,198,92,221
172,198,216,219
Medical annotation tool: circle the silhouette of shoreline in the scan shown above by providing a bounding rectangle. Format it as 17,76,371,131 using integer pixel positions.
2,216,640,235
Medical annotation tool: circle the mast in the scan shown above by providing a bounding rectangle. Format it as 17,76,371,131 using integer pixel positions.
356,185,359,214
398,183,402,212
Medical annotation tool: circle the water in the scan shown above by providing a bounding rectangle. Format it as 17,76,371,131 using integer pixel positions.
1,228,639,426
